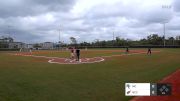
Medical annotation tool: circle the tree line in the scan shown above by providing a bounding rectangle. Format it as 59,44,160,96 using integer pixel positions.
65,34,180,47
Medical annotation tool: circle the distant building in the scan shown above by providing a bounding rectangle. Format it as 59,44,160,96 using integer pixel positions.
0,36,57,50
0,36,28,49
27,44,33,49
0,37,14,48
41,42,54,49
9,42,27,49
0,37,13,43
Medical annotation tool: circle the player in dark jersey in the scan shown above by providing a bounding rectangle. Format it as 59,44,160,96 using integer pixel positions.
126,47,129,54
147,47,152,55
76,47,80,61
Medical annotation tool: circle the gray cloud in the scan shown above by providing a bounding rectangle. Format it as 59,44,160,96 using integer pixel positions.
0,0,75,18
173,0,180,12
0,0,180,43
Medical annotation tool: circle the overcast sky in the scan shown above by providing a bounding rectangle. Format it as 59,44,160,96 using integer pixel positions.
0,0,180,43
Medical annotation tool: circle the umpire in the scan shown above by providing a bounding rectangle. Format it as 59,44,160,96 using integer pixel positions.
76,47,80,61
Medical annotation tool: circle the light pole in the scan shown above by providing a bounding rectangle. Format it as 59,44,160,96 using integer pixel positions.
163,23,166,47
162,4,171,47
113,31,115,46
7,25,12,38
59,26,61,44
58,25,61,50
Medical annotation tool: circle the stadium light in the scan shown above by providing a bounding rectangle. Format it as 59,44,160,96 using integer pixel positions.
163,23,166,47
59,25,61,43
162,4,171,47
113,31,115,45
7,25,13,38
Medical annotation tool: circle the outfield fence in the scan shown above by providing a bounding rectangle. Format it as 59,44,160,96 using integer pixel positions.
75,45,180,49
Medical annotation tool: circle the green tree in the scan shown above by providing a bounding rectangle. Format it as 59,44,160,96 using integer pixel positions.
147,34,163,45
70,37,77,46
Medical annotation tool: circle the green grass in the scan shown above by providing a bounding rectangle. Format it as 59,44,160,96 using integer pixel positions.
0,48,179,101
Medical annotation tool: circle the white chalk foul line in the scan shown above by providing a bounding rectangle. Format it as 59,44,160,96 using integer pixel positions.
12,53,66,59
100,50,161,58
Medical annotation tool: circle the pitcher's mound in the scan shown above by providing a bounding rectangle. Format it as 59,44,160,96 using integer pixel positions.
48,57,104,64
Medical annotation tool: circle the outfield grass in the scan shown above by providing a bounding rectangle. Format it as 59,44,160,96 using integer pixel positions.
0,48,179,101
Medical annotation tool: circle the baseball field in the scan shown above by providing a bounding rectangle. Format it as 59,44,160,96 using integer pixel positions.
0,48,179,101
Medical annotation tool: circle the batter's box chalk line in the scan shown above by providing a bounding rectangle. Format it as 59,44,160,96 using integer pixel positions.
48,57,105,64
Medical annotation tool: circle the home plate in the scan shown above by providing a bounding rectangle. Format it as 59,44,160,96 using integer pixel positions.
48,57,105,64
